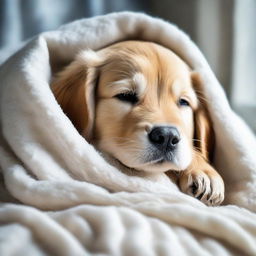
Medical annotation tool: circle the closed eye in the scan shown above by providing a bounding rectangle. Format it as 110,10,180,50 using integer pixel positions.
115,92,139,104
178,98,190,107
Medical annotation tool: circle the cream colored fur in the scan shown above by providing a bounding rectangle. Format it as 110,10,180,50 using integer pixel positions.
0,12,256,255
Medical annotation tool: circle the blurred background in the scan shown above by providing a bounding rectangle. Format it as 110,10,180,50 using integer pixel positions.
0,0,255,132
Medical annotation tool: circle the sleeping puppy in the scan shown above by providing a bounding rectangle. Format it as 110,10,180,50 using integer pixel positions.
51,41,224,206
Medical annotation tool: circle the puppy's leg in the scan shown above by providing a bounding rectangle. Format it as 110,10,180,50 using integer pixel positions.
178,154,224,206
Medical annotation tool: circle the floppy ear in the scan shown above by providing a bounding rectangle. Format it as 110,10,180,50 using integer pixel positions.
191,72,215,162
51,50,103,141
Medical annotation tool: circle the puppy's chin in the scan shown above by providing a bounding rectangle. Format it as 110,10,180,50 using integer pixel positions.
109,154,191,174
95,138,192,174
112,146,192,173
128,158,191,173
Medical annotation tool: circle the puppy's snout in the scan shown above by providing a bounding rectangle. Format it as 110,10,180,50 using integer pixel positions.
148,126,180,151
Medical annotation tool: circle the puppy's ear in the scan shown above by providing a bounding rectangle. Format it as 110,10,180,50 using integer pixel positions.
191,72,214,162
51,50,103,141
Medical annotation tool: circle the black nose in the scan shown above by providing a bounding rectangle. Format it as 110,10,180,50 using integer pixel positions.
148,126,180,151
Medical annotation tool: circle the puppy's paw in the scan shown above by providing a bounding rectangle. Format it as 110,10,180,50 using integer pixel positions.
179,167,225,206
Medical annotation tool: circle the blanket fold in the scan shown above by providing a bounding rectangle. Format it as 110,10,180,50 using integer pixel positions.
0,12,256,256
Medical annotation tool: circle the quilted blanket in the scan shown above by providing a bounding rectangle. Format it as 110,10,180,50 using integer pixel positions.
0,12,256,256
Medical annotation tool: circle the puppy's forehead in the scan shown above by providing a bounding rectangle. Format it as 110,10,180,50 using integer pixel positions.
129,45,192,93
101,41,193,94
123,43,191,82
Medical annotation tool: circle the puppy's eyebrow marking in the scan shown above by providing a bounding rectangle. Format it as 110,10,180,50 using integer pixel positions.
107,78,133,93
108,79,131,88
107,73,146,96
172,79,182,97
133,72,146,96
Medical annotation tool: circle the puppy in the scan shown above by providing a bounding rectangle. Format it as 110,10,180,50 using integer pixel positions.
51,41,224,206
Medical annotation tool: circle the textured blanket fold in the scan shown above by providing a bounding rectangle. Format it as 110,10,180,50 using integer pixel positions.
0,12,256,255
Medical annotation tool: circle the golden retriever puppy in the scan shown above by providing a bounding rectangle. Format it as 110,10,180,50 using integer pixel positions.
51,41,224,206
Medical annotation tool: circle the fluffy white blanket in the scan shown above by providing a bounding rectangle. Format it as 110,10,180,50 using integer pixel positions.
0,12,256,256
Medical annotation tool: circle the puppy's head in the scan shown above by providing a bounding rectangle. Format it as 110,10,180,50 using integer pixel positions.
52,41,213,173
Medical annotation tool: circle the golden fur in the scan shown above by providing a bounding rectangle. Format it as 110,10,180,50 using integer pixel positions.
51,41,224,205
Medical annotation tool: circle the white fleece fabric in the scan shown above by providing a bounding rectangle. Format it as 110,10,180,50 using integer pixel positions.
0,12,256,256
